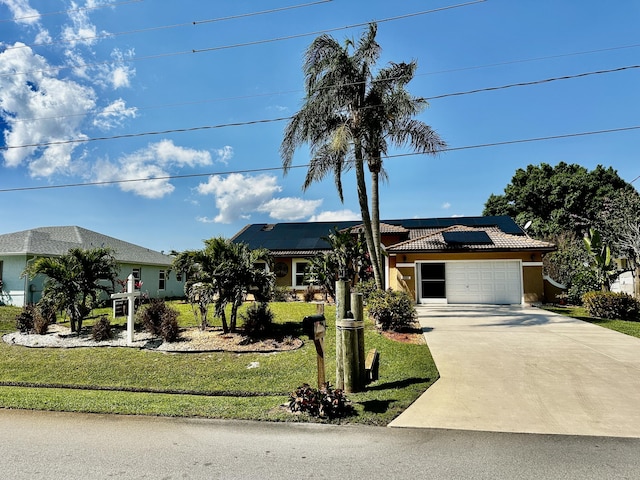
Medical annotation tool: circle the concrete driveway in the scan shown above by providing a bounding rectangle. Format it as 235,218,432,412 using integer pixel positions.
389,305,640,437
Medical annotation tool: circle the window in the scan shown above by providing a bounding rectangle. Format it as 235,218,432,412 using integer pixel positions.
293,260,310,288
420,263,446,298
158,270,166,290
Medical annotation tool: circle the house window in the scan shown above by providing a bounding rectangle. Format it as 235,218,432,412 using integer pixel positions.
253,261,268,272
158,270,166,291
293,260,310,288
420,263,446,298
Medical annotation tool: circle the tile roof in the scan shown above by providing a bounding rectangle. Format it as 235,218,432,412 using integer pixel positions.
346,222,410,234
0,226,174,266
388,225,555,252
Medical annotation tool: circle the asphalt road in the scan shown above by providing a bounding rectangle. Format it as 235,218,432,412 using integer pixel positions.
2,410,639,479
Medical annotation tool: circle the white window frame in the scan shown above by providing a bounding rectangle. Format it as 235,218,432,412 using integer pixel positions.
158,269,166,291
292,259,310,289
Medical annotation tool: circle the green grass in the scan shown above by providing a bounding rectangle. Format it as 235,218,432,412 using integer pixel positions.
542,305,640,338
0,302,437,425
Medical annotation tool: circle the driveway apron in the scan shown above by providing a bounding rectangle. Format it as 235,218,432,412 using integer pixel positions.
389,306,640,437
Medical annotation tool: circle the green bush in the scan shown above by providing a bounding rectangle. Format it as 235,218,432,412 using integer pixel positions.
288,383,353,419
137,299,180,338
582,291,640,321
271,286,292,302
567,269,600,304
92,315,112,341
241,302,274,339
353,279,377,305
367,289,417,331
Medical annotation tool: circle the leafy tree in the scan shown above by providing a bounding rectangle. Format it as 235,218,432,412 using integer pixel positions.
583,228,616,291
483,162,634,239
305,228,371,300
281,23,445,290
173,238,274,333
24,247,118,333
595,188,640,298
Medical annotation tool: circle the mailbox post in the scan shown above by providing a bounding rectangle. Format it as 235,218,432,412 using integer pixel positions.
303,313,326,389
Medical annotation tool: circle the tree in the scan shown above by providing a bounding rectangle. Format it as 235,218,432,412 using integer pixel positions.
483,162,634,239
173,238,274,333
171,250,215,331
583,228,616,291
595,188,640,298
305,227,371,300
281,23,445,290
24,247,118,333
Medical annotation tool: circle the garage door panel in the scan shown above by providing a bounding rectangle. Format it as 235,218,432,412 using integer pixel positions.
446,261,521,305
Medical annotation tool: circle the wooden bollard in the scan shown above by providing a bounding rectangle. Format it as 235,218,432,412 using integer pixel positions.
335,280,349,390
336,318,364,393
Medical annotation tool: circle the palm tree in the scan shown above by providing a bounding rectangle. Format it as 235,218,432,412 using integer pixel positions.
25,247,118,333
281,23,445,289
174,238,274,333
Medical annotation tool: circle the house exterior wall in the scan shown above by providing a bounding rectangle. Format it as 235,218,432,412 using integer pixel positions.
0,255,185,307
389,251,546,304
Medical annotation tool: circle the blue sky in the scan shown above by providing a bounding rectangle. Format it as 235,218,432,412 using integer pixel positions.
1,0,638,252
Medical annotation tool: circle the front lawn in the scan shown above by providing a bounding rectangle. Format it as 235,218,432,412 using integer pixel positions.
0,302,437,425
542,305,640,339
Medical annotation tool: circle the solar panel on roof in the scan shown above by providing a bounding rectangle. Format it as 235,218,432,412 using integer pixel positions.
442,231,493,245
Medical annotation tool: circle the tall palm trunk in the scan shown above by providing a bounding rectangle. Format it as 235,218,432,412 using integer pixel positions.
370,152,383,288
354,148,383,290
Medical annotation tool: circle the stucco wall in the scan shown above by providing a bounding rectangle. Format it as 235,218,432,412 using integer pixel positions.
389,251,546,304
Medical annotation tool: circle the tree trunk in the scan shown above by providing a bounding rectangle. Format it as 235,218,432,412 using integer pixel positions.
354,151,383,290
370,166,383,288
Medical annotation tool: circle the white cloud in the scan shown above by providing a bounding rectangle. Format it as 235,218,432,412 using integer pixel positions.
214,146,234,164
0,0,40,25
61,1,103,47
90,48,136,90
93,98,137,129
196,173,283,223
93,140,212,199
258,197,323,221
442,202,451,209
0,43,96,176
309,209,361,222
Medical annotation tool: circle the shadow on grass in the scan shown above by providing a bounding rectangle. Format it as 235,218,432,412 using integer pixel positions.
359,399,394,414
365,377,431,392
272,321,305,339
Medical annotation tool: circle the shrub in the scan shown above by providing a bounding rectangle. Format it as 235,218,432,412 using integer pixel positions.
582,291,640,321
241,302,274,339
92,315,112,341
137,299,180,337
567,269,600,304
160,314,180,343
303,286,318,302
33,310,49,335
288,383,353,419
15,305,36,333
367,289,417,331
353,279,377,305
271,286,291,302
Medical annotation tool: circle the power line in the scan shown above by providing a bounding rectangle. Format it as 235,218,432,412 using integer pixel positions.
4,0,333,51
0,1,485,78
1,125,638,193
425,64,640,100
3,63,637,151
0,0,143,23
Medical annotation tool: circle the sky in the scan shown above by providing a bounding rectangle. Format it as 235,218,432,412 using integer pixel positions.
0,0,638,253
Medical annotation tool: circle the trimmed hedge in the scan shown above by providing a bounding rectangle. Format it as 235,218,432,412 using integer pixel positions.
367,289,417,331
582,291,640,321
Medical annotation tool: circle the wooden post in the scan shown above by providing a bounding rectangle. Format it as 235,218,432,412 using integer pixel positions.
351,292,365,387
313,320,326,388
335,280,349,390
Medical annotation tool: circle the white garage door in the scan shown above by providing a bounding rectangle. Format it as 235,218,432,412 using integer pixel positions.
446,261,522,305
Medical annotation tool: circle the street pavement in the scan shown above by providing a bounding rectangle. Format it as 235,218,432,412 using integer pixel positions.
2,409,640,479
390,305,640,437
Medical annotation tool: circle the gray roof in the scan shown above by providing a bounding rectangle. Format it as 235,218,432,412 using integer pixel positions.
0,226,174,266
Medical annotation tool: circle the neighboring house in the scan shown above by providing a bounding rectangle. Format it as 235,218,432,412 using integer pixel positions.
232,216,556,305
0,226,185,307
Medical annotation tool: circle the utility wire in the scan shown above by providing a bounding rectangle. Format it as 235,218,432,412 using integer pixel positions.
0,1,485,78
4,0,333,51
0,125,638,193
2,63,637,151
0,0,143,23
9,41,640,125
